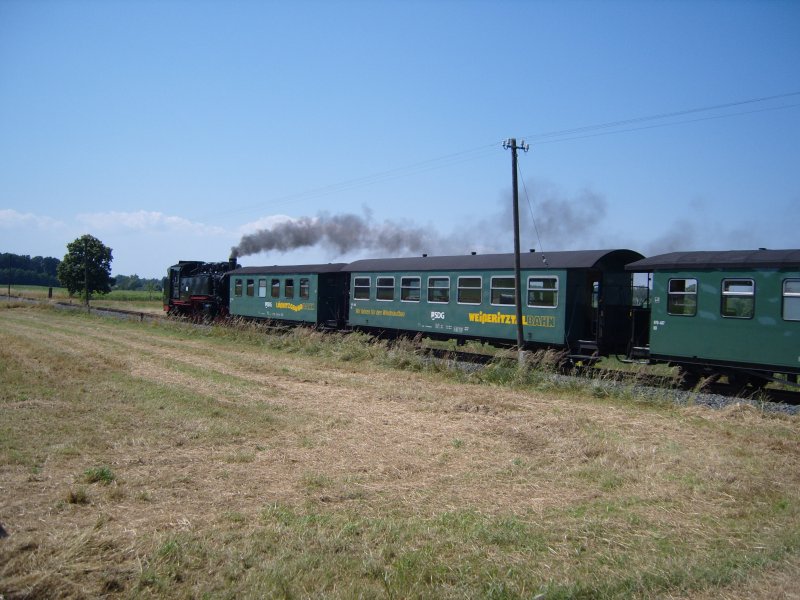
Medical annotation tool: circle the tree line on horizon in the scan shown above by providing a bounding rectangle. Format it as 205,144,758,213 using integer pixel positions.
1,252,162,291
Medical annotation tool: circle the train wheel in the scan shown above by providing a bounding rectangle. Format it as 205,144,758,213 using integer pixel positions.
726,372,766,394
678,367,701,389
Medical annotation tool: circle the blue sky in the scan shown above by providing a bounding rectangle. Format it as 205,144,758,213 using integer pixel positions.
1,0,798,278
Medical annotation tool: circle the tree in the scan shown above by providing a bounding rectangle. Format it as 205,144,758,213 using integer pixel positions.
1,253,62,288
57,234,114,305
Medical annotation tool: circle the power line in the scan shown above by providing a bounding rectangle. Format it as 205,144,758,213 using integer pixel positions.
211,142,500,219
522,91,800,142
531,102,800,147
516,160,547,263
207,91,800,220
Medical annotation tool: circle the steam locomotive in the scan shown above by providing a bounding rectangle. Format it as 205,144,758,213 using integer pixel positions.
164,248,800,387
164,258,239,319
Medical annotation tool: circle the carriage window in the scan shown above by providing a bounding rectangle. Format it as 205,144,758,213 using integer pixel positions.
784,279,800,321
234,279,243,297
457,277,482,304
246,279,255,297
354,277,370,300
285,278,294,298
528,276,558,308
401,277,420,302
721,279,754,319
377,277,395,301
258,279,267,298
271,279,280,298
667,278,697,316
427,277,450,303
299,278,310,299
491,277,516,306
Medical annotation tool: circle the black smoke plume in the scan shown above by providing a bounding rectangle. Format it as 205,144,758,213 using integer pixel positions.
451,180,610,253
230,180,615,261
515,182,607,244
231,212,435,259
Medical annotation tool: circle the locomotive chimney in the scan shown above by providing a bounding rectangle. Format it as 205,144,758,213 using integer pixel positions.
228,256,238,271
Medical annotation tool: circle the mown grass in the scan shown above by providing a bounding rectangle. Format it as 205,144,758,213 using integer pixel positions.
132,501,800,599
0,304,798,599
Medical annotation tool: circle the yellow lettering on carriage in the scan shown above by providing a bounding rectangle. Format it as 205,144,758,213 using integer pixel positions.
275,302,306,312
355,307,406,318
468,311,556,328
523,314,556,328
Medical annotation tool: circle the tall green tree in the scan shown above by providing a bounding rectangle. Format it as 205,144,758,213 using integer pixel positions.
57,234,114,305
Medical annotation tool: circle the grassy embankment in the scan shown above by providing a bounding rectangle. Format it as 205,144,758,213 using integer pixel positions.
1,303,798,599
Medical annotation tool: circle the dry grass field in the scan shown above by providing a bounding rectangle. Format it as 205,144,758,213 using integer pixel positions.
4,287,165,315
1,303,798,599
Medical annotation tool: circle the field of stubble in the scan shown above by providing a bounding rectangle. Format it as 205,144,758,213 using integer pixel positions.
1,304,798,599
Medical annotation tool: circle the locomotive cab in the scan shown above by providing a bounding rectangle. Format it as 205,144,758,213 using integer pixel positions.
163,259,238,319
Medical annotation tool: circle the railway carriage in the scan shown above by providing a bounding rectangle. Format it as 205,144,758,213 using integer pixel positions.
227,264,349,326
626,249,800,384
165,247,800,389
343,249,643,355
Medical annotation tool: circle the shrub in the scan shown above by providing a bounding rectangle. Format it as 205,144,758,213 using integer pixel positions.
84,465,116,485
66,487,89,505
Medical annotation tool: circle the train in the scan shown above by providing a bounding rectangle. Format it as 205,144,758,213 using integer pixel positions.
164,248,800,388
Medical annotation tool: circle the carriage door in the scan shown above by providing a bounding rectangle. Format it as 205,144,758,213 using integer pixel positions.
587,271,602,343
575,271,602,357
592,279,601,340
170,267,181,300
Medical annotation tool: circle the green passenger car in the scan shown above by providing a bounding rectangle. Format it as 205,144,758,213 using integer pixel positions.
626,250,800,380
344,249,642,354
228,264,349,326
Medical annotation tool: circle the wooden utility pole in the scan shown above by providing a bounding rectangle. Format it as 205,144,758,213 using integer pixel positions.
503,138,529,364
84,237,90,310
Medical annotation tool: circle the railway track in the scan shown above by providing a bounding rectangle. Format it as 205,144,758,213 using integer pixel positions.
4,294,165,322
422,346,800,406
56,301,165,323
